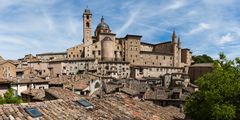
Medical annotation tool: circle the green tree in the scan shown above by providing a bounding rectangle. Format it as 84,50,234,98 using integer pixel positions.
185,53,240,120
192,54,214,63
0,88,22,104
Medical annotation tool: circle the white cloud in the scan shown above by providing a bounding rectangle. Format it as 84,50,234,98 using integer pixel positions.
186,10,198,16
187,23,210,35
116,9,140,35
218,33,235,45
42,11,55,31
0,0,239,59
164,0,187,11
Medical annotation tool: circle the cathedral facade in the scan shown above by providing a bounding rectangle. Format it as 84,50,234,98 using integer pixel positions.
66,9,192,79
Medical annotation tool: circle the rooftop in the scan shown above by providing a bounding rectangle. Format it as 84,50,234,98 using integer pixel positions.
46,87,80,100
0,92,185,120
36,52,67,56
21,89,45,101
190,63,214,67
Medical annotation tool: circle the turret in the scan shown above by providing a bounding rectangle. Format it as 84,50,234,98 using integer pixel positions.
178,36,181,48
172,30,177,43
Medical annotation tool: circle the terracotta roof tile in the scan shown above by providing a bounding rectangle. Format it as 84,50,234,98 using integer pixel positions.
46,87,80,100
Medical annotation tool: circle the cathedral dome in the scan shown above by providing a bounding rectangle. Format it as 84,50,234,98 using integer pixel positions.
96,16,110,30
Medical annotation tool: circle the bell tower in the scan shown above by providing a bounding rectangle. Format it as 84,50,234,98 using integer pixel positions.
83,8,92,45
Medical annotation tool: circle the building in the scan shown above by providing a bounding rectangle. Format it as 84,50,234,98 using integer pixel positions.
0,60,16,78
65,8,192,79
13,8,192,80
188,63,214,82
0,56,4,61
36,52,67,60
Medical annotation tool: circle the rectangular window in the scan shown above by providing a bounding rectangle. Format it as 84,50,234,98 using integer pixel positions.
25,108,43,118
98,51,101,55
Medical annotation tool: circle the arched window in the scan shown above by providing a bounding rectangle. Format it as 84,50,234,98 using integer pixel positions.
95,82,100,88
86,22,90,28
86,15,89,19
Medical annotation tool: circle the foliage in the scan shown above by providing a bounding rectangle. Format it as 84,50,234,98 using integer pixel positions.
0,88,22,104
192,54,214,63
185,53,240,120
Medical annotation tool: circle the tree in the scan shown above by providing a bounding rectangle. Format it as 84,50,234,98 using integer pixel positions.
192,54,214,63
0,88,22,104
185,53,240,120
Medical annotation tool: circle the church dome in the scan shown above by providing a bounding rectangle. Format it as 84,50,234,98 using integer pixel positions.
96,16,110,30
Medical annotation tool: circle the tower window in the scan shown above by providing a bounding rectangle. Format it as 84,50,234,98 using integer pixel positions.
86,15,89,19
86,22,90,28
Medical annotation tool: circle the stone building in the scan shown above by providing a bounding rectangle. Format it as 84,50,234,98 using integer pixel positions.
36,52,67,61
16,8,192,80
0,60,16,78
66,8,192,79
188,63,214,82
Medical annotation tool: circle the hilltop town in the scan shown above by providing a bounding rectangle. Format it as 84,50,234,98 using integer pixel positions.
0,9,212,120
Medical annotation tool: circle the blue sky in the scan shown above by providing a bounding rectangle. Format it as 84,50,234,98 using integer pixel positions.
0,0,239,59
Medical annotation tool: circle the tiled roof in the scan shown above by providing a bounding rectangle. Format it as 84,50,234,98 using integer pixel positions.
68,81,89,90
105,83,123,93
144,88,169,100
190,63,214,67
21,89,45,100
0,93,185,120
125,81,149,93
48,77,71,85
120,87,139,96
36,52,67,56
11,77,49,84
46,87,80,100
0,77,49,84
0,60,15,65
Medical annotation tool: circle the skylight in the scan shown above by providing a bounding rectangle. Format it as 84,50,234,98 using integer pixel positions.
77,99,94,109
25,107,43,118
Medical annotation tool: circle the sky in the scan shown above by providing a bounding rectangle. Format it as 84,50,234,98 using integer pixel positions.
0,0,239,60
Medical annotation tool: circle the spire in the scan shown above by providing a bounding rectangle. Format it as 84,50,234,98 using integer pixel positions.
101,16,104,23
84,6,91,14
178,36,181,47
178,36,180,43
172,29,177,43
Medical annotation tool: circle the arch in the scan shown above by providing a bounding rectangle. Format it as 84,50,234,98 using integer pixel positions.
86,22,90,28
94,82,100,89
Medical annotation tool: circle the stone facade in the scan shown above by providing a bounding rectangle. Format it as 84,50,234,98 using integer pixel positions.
0,61,16,78
65,9,192,79
36,52,67,60
14,8,192,79
188,63,214,82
